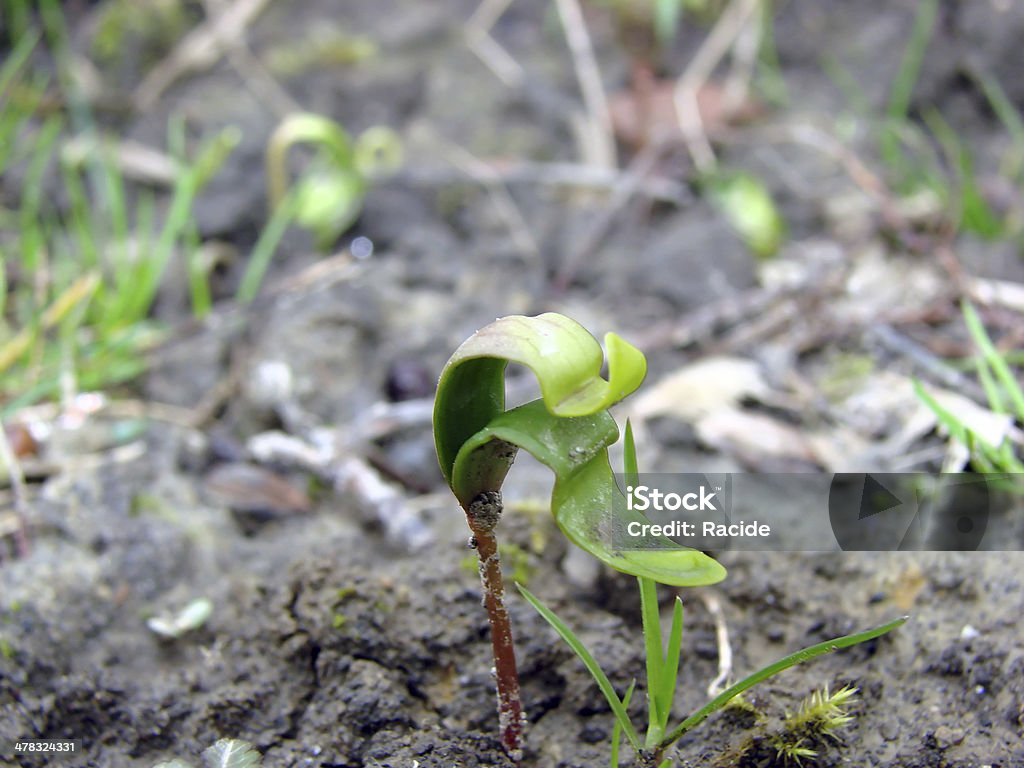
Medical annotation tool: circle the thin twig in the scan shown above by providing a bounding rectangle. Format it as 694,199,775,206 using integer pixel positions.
554,0,616,169
134,0,274,109
551,140,668,293
442,142,543,271
465,0,524,87
246,429,434,551
698,590,733,698
674,0,761,173
199,0,299,119
867,323,987,403
388,161,690,204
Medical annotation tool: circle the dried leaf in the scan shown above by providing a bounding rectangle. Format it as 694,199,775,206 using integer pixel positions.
203,462,311,515
609,79,761,147
629,357,770,424
695,408,819,466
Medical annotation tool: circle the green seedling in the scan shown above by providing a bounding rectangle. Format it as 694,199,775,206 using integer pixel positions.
263,112,401,253
146,597,214,639
915,301,1024,484
706,171,786,259
434,314,905,765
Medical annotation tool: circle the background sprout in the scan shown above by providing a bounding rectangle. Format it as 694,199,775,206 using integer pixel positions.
264,113,402,250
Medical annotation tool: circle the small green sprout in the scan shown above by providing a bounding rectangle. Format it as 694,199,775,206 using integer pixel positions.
146,597,213,640
265,113,401,250
914,301,1024,486
707,171,786,259
434,314,905,765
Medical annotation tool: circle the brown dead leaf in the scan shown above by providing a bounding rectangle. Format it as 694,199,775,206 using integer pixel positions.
609,78,762,148
628,357,770,424
4,423,38,459
694,408,819,467
203,461,311,515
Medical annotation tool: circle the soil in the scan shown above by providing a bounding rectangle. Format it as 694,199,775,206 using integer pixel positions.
2,1,1024,767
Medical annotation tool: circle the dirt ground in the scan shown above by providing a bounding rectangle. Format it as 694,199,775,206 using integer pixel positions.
2,1,1024,766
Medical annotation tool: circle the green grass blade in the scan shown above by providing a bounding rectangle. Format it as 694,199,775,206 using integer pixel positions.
639,576,664,746
656,596,684,732
623,419,639,489
660,616,907,749
518,584,641,752
0,27,38,98
610,679,636,768
971,67,1024,178
19,116,63,271
963,302,1024,418
913,379,978,450
237,187,300,303
882,0,938,170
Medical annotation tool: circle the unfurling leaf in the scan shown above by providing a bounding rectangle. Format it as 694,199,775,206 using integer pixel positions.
433,313,725,587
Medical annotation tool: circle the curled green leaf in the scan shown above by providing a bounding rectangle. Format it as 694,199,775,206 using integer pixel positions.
434,314,725,587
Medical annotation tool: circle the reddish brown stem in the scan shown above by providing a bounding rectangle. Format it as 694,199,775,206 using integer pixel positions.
467,492,524,761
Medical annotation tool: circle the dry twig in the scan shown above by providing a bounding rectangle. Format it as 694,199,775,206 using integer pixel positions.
134,0,274,109
465,0,525,88
554,0,616,169
674,0,762,173
698,590,733,698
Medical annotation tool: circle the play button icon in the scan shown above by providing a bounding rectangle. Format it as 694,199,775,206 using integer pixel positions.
828,473,990,551
857,475,903,520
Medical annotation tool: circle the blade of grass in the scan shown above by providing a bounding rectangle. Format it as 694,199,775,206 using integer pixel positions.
881,0,938,173
19,116,63,272
656,596,684,733
639,576,665,746
659,616,907,749
962,302,1024,418
0,27,38,101
970,67,1024,179
611,680,636,768
517,583,642,752
237,187,300,303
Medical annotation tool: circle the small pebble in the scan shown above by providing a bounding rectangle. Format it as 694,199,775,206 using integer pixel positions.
960,624,980,641
932,725,965,749
246,360,294,408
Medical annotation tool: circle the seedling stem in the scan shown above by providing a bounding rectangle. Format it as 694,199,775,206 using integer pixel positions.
467,491,524,759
